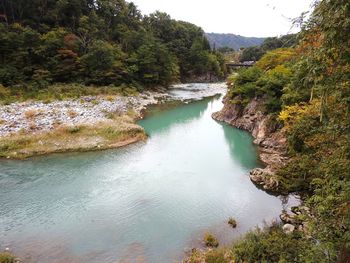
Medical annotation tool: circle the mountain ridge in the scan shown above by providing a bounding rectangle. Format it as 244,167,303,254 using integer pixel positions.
206,33,266,50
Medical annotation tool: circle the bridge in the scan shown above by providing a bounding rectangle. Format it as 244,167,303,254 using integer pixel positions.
226,61,255,70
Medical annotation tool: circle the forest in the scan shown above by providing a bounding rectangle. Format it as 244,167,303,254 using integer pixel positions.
0,0,225,93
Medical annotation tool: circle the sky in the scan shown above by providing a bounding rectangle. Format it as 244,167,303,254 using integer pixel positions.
131,0,314,37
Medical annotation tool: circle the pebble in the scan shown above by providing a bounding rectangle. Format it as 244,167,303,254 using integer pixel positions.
283,224,295,234
0,83,226,137
0,91,166,137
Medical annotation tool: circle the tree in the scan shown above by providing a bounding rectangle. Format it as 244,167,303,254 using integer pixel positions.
239,46,264,62
134,34,178,85
79,40,126,85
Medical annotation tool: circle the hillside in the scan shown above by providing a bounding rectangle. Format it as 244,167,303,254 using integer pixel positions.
0,2,226,94
188,0,350,262
206,33,265,50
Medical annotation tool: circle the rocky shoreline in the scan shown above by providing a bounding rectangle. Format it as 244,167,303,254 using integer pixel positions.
212,95,288,192
0,83,227,159
0,89,169,159
0,90,167,137
211,94,314,237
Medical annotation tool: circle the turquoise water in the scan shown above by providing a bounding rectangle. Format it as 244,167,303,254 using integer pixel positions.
0,93,295,262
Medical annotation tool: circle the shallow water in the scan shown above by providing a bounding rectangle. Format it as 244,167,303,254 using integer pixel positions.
0,84,297,262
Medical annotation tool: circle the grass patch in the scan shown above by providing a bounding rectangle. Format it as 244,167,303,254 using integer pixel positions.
0,252,15,263
186,223,326,263
0,115,146,159
65,125,82,134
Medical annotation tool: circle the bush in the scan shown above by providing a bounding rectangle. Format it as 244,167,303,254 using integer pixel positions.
228,217,237,228
0,252,15,263
66,126,81,134
0,85,10,99
205,249,228,263
231,224,326,263
204,233,219,248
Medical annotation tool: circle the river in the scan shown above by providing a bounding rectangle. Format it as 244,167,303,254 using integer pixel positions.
0,83,297,262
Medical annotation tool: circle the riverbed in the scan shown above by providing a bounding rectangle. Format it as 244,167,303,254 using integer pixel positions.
0,84,297,262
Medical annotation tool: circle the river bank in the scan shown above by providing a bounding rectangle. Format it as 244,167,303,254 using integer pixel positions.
0,90,164,158
212,95,288,192
0,85,291,263
182,95,306,263
0,83,226,159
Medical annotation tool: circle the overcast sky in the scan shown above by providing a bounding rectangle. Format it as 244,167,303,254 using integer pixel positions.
131,0,314,37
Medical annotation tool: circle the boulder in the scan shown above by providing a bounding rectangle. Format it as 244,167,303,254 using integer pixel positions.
280,212,299,224
283,224,295,234
249,168,279,191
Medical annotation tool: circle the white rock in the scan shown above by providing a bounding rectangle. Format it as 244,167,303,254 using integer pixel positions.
283,224,295,234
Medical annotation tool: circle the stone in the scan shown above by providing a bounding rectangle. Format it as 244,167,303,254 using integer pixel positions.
249,168,279,191
283,224,295,234
0,84,226,138
280,212,298,224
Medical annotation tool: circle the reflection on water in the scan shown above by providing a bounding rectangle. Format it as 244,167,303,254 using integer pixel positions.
0,84,296,263
221,122,259,170
140,98,210,134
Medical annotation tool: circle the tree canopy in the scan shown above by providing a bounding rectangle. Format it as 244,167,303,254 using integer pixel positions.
239,34,297,62
0,0,225,90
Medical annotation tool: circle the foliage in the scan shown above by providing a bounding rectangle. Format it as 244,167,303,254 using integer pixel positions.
231,224,326,263
204,233,219,248
228,50,293,113
239,46,265,62
205,249,228,263
206,33,265,51
0,252,15,263
216,46,235,54
0,83,137,104
239,34,297,62
255,48,295,71
0,1,224,90
222,0,350,261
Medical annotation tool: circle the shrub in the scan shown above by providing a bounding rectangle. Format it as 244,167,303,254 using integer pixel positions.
24,109,38,120
0,85,10,99
66,126,81,134
231,224,325,262
204,233,219,248
0,252,15,263
205,249,228,263
256,48,295,71
228,217,237,228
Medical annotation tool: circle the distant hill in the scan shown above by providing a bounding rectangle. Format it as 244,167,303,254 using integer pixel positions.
206,33,266,50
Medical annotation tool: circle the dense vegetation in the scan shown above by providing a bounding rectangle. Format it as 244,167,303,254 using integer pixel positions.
239,34,297,62
190,0,350,262
0,252,15,263
0,0,225,93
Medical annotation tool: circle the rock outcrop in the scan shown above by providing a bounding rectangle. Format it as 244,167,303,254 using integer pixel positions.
280,206,313,237
212,95,288,192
